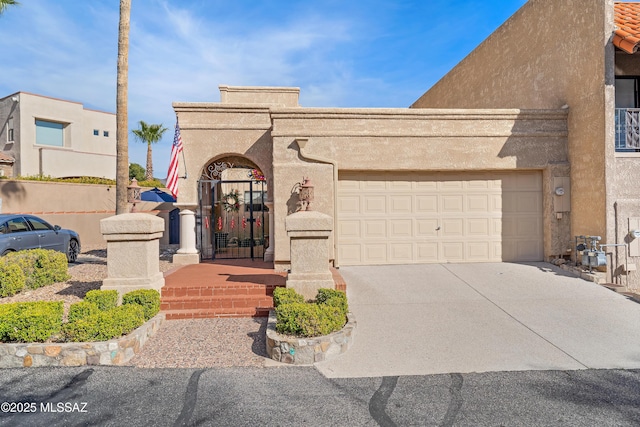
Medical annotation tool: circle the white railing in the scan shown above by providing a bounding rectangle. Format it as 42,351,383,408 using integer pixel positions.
615,108,640,151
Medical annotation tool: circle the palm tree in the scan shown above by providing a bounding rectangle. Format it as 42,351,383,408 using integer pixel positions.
116,0,131,215
0,0,19,15
132,121,168,181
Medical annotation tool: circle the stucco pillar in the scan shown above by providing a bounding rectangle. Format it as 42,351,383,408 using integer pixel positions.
285,211,334,300
173,206,200,265
264,201,275,262
100,213,165,299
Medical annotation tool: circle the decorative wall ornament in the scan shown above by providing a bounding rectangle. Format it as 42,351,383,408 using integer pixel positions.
249,169,266,182
201,161,234,179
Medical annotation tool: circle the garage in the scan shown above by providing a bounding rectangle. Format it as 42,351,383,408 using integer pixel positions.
337,171,543,265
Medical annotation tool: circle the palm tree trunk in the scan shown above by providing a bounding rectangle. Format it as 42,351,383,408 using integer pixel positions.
116,0,131,214
146,142,153,181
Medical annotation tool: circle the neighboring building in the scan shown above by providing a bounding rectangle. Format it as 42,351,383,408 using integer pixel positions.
0,92,116,179
412,0,640,284
169,1,640,290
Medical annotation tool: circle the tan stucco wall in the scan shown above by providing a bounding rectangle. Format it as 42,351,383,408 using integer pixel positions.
0,93,116,179
412,0,612,246
0,180,172,246
172,105,274,208
270,108,568,267
176,88,568,269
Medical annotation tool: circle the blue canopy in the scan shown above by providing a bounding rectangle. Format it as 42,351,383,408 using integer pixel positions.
140,187,176,202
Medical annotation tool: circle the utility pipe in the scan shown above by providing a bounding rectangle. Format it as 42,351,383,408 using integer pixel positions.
295,138,340,268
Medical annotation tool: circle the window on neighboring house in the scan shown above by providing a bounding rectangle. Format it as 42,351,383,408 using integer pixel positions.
615,76,640,152
93,129,99,136
103,131,109,137
7,117,13,142
35,120,64,147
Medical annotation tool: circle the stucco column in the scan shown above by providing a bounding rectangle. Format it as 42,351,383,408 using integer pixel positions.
173,206,200,265
285,211,334,300
100,213,165,299
264,201,275,262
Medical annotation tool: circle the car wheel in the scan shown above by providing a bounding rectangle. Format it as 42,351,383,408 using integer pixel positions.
1,249,14,256
67,239,79,263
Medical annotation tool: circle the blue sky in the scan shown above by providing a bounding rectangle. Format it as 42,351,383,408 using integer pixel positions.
0,0,527,177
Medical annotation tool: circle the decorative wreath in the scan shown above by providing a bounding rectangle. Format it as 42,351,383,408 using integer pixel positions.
222,189,241,212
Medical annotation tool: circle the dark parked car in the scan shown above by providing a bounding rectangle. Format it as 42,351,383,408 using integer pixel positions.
0,214,81,262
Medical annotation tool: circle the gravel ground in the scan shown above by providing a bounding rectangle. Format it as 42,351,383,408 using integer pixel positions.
0,245,270,368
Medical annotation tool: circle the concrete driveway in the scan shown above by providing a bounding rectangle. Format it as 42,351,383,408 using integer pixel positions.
315,262,640,378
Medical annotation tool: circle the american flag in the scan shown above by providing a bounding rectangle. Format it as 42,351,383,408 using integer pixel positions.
166,119,184,198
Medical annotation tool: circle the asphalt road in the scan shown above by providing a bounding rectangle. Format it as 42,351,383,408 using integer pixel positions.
0,367,639,426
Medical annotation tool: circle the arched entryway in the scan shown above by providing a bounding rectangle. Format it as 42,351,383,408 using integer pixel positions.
197,156,269,260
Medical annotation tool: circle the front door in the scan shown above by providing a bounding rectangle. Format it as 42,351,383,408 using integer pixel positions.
197,179,267,260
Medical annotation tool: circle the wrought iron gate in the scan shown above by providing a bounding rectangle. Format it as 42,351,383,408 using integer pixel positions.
197,179,267,260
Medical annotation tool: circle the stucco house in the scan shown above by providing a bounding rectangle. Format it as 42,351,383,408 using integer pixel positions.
170,0,640,290
0,92,116,179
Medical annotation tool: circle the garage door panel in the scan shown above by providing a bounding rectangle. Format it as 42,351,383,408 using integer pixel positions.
338,196,360,214
364,196,386,213
467,195,489,212
339,220,361,238
416,195,438,212
441,219,464,236
339,244,362,264
416,219,439,236
390,195,412,213
389,220,412,237
389,181,412,190
364,244,387,263
338,171,543,265
363,220,386,238
516,217,542,236
467,218,490,236
417,243,438,261
338,180,361,190
416,181,438,189
440,180,464,190
442,242,464,260
363,181,386,190
467,242,490,261
389,243,413,262
441,195,464,213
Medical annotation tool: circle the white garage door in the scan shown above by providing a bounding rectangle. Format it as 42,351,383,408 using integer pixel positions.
337,171,543,265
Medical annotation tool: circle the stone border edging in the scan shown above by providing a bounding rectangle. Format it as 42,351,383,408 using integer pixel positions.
265,310,356,365
0,313,165,368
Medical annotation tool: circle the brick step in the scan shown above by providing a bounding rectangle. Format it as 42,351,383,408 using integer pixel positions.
163,307,272,320
161,295,275,311
161,283,283,298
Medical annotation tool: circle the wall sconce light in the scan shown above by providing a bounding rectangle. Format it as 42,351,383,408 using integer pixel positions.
127,178,141,212
298,177,314,211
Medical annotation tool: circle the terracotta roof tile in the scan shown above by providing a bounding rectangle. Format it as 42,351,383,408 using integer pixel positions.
614,2,640,53
0,153,14,163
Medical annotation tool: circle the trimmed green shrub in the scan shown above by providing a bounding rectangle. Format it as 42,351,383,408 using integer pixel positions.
63,304,145,342
68,301,99,323
315,288,348,312
0,261,26,297
4,249,70,290
0,301,63,343
274,288,348,337
275,302,346,337
84,290,118,311
122,289,160,321
273,287,305,307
